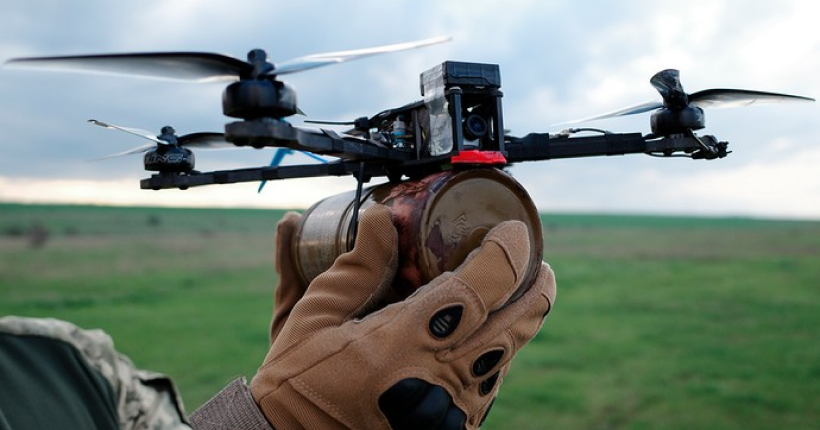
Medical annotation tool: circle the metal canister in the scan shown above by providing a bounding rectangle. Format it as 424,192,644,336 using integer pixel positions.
292,168,543,304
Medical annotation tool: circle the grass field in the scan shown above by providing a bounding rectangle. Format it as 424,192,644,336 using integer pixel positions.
1,203,819,429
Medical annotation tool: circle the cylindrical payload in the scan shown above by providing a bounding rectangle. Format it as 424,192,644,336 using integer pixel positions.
293,168,543,304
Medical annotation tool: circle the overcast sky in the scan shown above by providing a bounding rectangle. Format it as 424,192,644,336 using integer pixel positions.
1,0,818,219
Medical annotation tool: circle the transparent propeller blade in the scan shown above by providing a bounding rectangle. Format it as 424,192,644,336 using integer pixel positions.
258,148,293,193
271,36,451,75
88,119,167,144
300,150,329,164
91,142,157,161
257,148,329,193
7,52,250,82
690,89,815,109
552,99,663,126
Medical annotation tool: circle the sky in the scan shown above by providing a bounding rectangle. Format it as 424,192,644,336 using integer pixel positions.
1,0,818,219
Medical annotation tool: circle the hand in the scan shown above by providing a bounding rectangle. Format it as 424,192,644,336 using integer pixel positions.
254,205,556,430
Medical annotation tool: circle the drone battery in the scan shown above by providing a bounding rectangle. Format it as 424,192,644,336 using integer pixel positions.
292,168,543,305
420,61,501,96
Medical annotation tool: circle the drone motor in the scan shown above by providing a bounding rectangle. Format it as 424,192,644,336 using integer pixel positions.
143,145,195,173
222,49,299,120
84,120,233,175
650,105,706,135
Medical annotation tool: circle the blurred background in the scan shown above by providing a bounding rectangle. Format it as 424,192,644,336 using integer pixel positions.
1,1,819,429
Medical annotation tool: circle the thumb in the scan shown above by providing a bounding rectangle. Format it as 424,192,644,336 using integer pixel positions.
274,205,399,351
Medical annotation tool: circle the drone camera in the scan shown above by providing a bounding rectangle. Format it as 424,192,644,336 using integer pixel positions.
463,113,489,141
420,61,505,156
368,62,505,157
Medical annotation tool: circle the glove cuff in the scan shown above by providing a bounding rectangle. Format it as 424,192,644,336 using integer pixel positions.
190,377,275,430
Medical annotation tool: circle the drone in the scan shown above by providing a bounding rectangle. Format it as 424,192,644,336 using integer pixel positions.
7,37,815,196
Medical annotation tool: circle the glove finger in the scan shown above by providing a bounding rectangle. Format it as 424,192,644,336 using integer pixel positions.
352,220,533,352
438,265,553,428
455,220,531,314
270,211,306,344
274,205,398,351
443,263,555,379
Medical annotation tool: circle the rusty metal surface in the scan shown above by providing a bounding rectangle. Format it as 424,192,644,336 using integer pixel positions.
293,168,543,304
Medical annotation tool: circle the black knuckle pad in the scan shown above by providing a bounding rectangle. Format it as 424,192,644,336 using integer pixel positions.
439,406,467,430
380,379,449,430
407,385,451,429
472,349,505,377
429,305,463,338
479,371,500,396
379,378,427,418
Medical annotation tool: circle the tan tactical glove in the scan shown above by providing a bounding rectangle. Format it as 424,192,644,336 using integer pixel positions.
253,205,556,430
268,211,309,344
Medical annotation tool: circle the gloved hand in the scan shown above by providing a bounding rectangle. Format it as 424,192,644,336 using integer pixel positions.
253,205,556,430
267,211,309,345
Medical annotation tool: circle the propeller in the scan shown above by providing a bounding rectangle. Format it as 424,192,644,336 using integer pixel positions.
7,36,450,120
5,36,451,82
91,118,328,183
89,119,233,160
560,69,814,132
650,69,688,108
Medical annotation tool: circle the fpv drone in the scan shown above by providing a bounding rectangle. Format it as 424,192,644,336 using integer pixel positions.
7,37,814,195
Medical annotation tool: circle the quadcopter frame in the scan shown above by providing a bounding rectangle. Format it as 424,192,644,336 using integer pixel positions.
139,61,729,191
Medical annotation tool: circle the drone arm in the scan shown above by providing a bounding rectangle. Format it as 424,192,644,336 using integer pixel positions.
505,132,727,162
225,120,412,161
140,160,386,190
505,132,647,161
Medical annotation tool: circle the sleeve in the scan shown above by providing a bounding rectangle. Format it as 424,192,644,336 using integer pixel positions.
189,377,275,430
0,316,190,430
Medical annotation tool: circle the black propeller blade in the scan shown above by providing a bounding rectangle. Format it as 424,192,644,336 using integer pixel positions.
177,132,237,149
7,53,251,83
650,69,688,108
688,88,815,109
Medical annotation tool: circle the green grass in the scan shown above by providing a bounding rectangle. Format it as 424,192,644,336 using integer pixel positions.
2,203,819,429
0,203,287,409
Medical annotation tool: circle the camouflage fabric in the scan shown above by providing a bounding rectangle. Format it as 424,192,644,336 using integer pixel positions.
0,316,190,430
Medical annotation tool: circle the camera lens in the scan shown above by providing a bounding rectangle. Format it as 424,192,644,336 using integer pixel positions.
463,114,488,140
